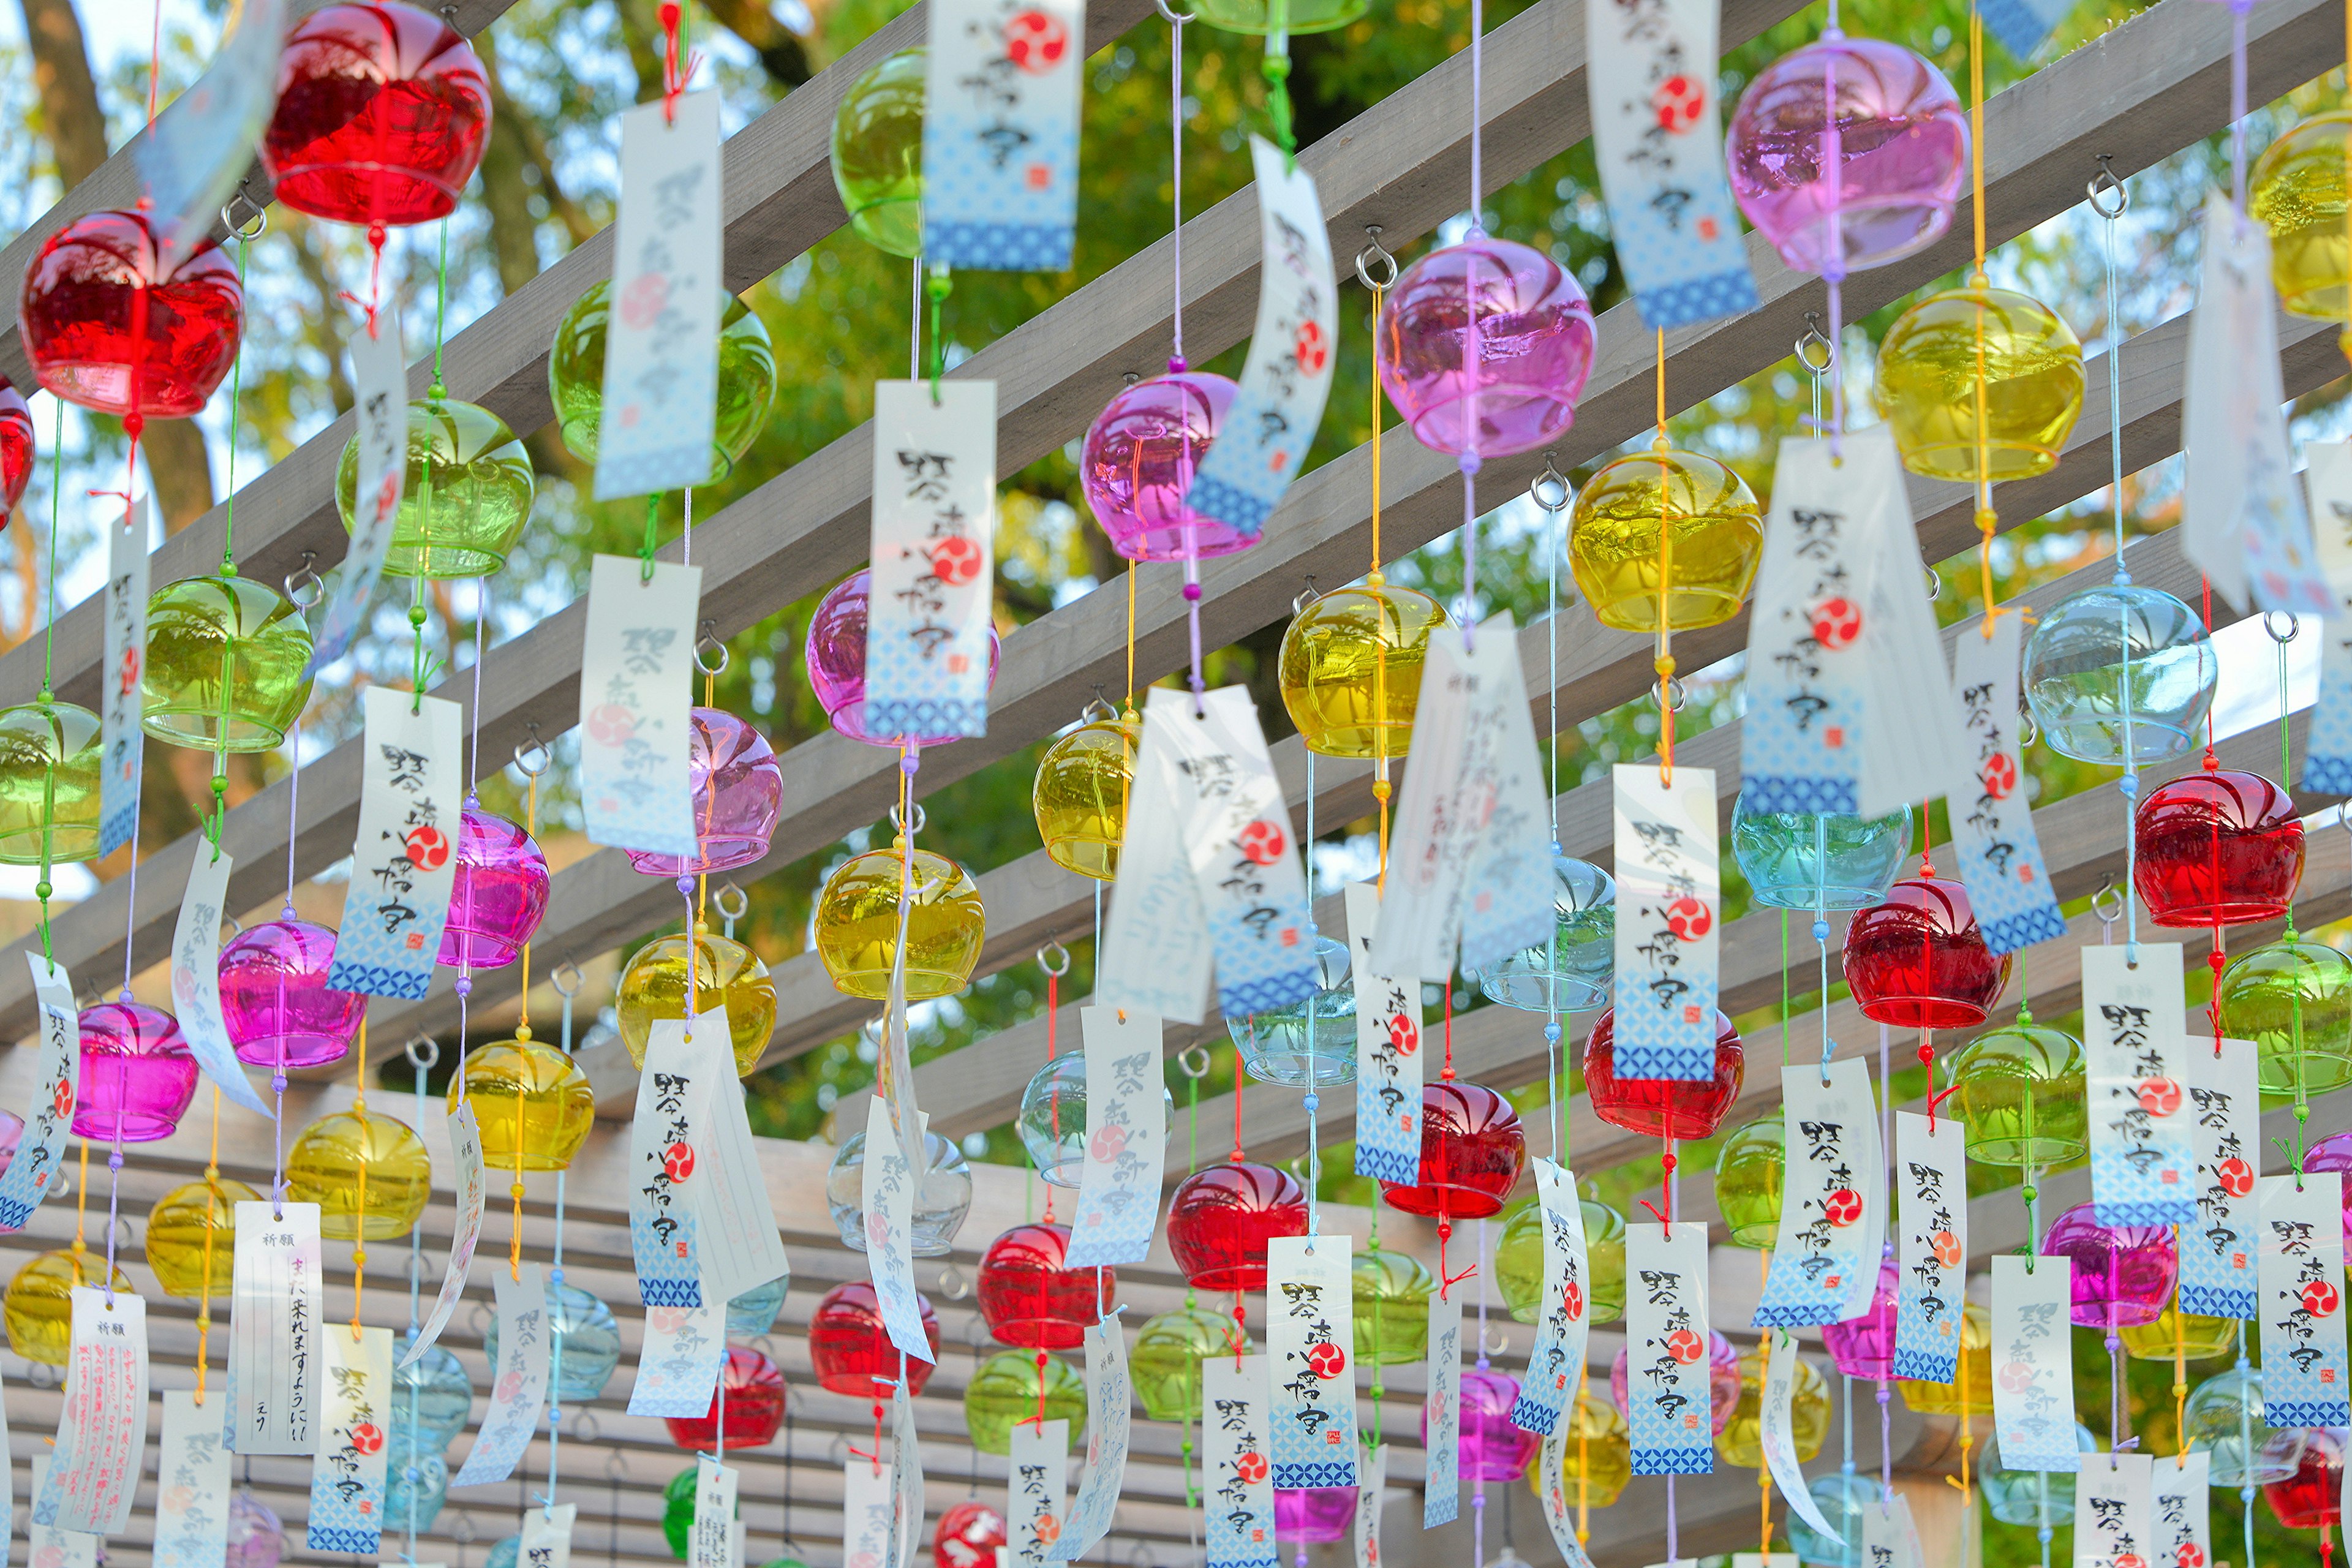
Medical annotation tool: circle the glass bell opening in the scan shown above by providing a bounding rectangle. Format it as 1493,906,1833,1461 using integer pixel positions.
830,48,925,259
2022,584,2217,766
2252,110,2352,318
1730,796,1911,911
1567,446,1764,633
1873,285,2085,483
142,575,317,752
826,1126,974,1256
1278,582,1449,760
0,701,101,865
1229,935,1356,1085
1476,855,1615,1012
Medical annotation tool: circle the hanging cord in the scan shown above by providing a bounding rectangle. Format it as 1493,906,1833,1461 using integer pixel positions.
1651,333,1675,783
1817,22,1846,466
544,961,583,1521
1471,1220,1491,1568
1531,455,1569,1158
658,0,700,121
350,1019,371,1331
1967,1,2003,630
193,1088,222,1402
1261,0,1295,162
1452,0,1490,658
1356,228,1400,868
1302,743,1322,1239
1161,0,1191,363
2267,611,2316,1171
29,409,65,959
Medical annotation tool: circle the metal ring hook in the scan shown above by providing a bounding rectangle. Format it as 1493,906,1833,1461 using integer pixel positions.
1354,225,1398,292
603,1451,631,1482
1795,313,1834,376
2090,878,2126,925
713,882,750,922
1038,941,1071,977
1293,577,1320,614
2087,154,2128,219
404,1034,441,1070
1177,1043,1213,1079
1529,454,1570,512
551,958,584,998
569,1411,601,1444
889,801,928,837
285,551,325,609
1153,0,1197,23
221,182,269,241
1080,688,1119,725
694,619,730,675
513,724,554,777
2265,609,2301,644
1652,675,1689,714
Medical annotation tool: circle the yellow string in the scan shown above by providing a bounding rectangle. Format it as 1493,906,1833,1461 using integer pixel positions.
1370,274,1395,882
1124,564,1137,717
2172,1229,2190,1456
195,1088,221,1401
352,1019,369,1333
72,1140,87,1259
1653,329,1676,786
1574,1363,1590,1548
1370,281,1387,581
1969,2,2002,634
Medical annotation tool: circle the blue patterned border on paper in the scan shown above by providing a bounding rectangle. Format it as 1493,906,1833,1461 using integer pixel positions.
921,83,1079,275
2266,1397,2352,1428
1608,970,1718,1081
2307,756,2352,795
630,1207,703,1309
1981,908,2069,952
1890,1346,1954,1382
1186,472,1275,536
1892,1283,1958,1385
1609,187,1755,336
1354,1140,1417,1187
598,435,715,500
1272,1458,1356,1489
2090,1123,2196,1229
1629,1446,1714,1477
100,802,136,859
1636,271,1760,331
1753,1244,1874,1330
307,1526,380,1555
922,221,1075,272
327,910,448,1001
1509,1394,1561,1436
1740,775,1861,816
2179,1284,2257,1319
1977,0,2067,58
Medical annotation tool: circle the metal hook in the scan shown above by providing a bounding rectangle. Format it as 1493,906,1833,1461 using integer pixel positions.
2017,709,2040,750
2090,878,2126,925
1292,577,1320,614
2265,609,2301,644
404,1035,441,1070
694,619,730,675
1354,225,1398,292
285,551,324,609
1795,313,1834,376
714,882,750,923
1038,941,1071,977
513,724,553,778
889,801,928,837
938,1265,971,1301
1177,1043,1213,1079
1153,0,1197,23
220,181,268,241
1080,688,1118,725
1651,675,1689,714
603,1452,630,1482
2087,154,2128,219
1923,565,1942,601
1528,454,1570,512
551,959,584,998
569,1411,601,1444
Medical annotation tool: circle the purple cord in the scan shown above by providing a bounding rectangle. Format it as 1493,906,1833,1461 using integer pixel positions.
1820,42,1846,458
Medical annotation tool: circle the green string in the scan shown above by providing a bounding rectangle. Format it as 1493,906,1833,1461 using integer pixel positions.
34,404,63,963
1261,0,1295,162
221,229,251,577
431,219,451,400
924,265,952,401
640,492,662,583
2275,627,2312,1175
1779,909,1790,1066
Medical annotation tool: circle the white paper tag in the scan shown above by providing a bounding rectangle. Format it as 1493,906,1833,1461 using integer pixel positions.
844,1454,895,1568
1892,1111,1968,1383
1355,1443,1390,1568
305,1325,393,1553
2152,1452,2210,1568
1065,1006,1167,1268
1182,138,1339,536
170,847,268,1118
1759,1332,1836,1536
1624,1221,1714,1476
1990,1253,2079,1471
1205,1357,1280,1568
1095,710,1213,1023
1948,614,2067,951
137,0,287,273
628,1295,725,1419
522,1504,578,1568
890,1382,924,1568
629,1017,716,1306
1006,1418,1071,1568
1754,1059,1883,1327
691,1027,791,1308
919,0,1082,271
861,1095,938,1367
2082,944,2196,1227
2256,1171,2351,1426
155,1389,230,1568
1422,1292,1462,1528
1509,1158,1591,1434
1583,0,1755,328
27,1458,96,1568
1371,613,1551,977
230,1199,321,1453
2182,196,2335,617
1344,882,1424,1186
1860,1493,1926,1568
1536,1425,1597,1568
864,379,997,740
326,688,462,998
1976,0,2070,59
2183,1039,2262,1319
1265,1235,1357,1487
2073,1454,2152,1568
690,1459,738,1568
0,951,80,1228
1610,763,1722,1079
579,554,702,856
1046,1310,1128,1561
452,1264,549,1487
309,315,409,671
597,91,723,499
2305,440,2352,791
34,1287,149,1534
98,496,149,855
403,1101,486,1366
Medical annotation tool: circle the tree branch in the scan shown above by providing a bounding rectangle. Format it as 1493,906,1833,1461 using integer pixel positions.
701,0,814,89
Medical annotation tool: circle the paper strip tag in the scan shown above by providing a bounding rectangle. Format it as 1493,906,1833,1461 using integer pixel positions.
690,1019,791,1308
2182,1038,2262,1319
1509,1158,1591,1434
2256,1171,2351,1427
1625,1221,1714,1475
1205,1357,1280,1567
170,847,268,1118
1861,1493,1925,1568
1733,1556,1798,1568
627,1296,725,1419
1371,614,1551,978
1759,1332,1836,1536
34,1287,149,1533
2151,1452,2209,1568
629,1018,714,1306
1948,615,2067,951
1976,0,2070,60
1892,1110,1968,1383
137,0,286,274
862,1095,939,1366
1754,1058,1883,1327
1990,1253,2079,1471
596,91,723,499
1345,882,1424,1185
1047,1311,1129,1561
402,1101,487,1366
844,1453,894,1568
919,0,1081,271
2181,195,2335,617
1355,1443,1390,1568
2304,440,2352,791
306,1325,393,1553
523,1503,578,1568
1182,138,1339,535
891,1382,925,1568
1096,709,1213,1023
309,315,409,672
1536,1425,1597,1568
2082,944,2196,1227
1065,1006,1167,1268
1610,763,1721,1079
326,688,462,998
230,1199,321,1453
865,380,998,741
99,497,149,855
0,1362,13,1548
0,952,80,1229
156,1389,231,1568
1007,1418,1071,1568
2074,1454,2152,1568
690,1459,738,1568
579,555,703,856
1266,1235,1358,1488
27,1459,96,1568
452,1264,549,1487
1582,0,1756,328
1422,1292,1462,1526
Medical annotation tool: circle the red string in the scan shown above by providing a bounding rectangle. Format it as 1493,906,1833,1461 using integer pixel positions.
1637,1144,1677,1234
1042,968,1059,1224
658,2,701,122
1231,1045,1245,1162
147,0,162,130
1441,981,1455,1082
1436,1216,1475,1298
